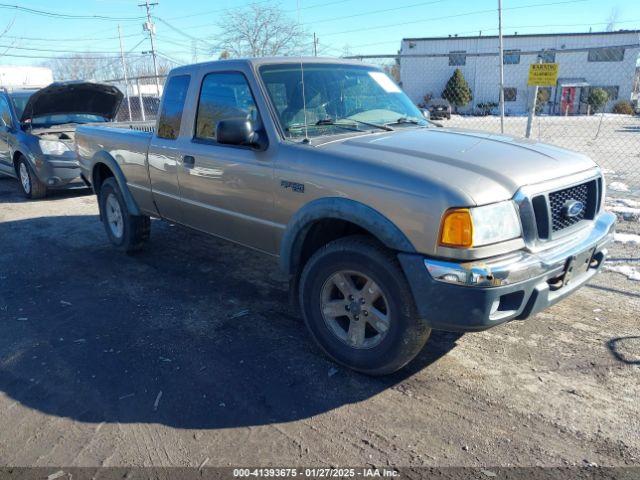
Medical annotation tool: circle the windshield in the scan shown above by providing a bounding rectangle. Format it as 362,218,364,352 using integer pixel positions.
10,92,107,127
259,63,427,139
27,113,107,127
9,92,33,118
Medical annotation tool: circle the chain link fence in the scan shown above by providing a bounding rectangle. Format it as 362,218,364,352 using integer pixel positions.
105,75,167,123
106,39,640,198
351,33,640,197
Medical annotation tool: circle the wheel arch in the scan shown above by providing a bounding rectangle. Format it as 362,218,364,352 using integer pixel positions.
280,197,416,275
91,151,141,216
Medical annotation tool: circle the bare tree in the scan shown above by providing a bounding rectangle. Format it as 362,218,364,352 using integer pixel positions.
43,54,173,82
214,3,308,58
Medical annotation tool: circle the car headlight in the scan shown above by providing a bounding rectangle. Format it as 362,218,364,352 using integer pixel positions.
439,201,521,248
39,139,71,156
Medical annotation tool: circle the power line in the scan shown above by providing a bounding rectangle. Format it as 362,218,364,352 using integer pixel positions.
345,19,640,50
0,41,147,54
303,0,445,26
0,3,145,21
1,32,142,43
319,0,590,38
154,17,215,48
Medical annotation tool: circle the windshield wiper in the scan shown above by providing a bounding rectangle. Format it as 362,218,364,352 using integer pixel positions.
288,117,393,133
386,116,443,128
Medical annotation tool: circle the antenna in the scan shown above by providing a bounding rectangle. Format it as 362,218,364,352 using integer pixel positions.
296,0,309,143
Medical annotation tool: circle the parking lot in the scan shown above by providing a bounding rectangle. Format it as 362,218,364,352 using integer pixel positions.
0,176,638,468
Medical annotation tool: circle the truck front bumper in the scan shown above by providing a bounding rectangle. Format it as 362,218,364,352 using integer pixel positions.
398,212,616,332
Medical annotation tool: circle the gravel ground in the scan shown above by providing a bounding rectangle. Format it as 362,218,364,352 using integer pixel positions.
0,176,638,468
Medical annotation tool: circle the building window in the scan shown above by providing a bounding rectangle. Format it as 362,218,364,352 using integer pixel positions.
449,51,466,66
588,47,624,62
504,88,517,102
582,86,619,102
503,49,521,65
539,51,556,63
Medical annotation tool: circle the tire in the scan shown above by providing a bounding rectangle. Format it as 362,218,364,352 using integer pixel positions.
299,235,431,376
98,177,150,253
16,156,47,199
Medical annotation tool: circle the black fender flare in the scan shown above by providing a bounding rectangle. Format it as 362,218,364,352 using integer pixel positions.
279,197,416,274
91,151,142,216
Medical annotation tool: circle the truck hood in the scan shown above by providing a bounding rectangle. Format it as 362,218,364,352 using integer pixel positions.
20,81,124,123
320,127,598,205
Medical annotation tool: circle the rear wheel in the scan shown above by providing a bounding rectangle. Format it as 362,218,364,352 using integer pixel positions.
17,156,47,199
299,236,431,376
98,177,150,253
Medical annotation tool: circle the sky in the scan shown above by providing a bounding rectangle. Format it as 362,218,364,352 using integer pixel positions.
1,0,639,73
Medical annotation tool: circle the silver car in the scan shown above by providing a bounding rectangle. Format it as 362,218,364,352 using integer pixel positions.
0,82,122,198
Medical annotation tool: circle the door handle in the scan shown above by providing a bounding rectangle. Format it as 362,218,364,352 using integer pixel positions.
183,155,195,168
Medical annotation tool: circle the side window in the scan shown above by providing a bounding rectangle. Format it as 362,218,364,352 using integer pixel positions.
504,88,517,102
503,50,521,65
157,75,190,140
195,72,258,141
0,96,11,127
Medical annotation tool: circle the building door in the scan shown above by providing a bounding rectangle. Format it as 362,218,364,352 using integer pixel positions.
560,87,576,115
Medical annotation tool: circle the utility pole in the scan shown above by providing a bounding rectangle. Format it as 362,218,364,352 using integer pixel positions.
313,33,318,57
139,0,161,96
497,0,505,133
118,25,133,122
192,39,198,63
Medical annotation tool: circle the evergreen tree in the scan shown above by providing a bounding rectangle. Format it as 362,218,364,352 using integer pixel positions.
442,69,473,109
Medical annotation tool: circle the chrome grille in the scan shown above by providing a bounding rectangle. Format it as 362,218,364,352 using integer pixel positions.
548,182,590,232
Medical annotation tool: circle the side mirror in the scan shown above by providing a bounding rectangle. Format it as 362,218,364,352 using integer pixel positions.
421,109,431,120
216,119,264,149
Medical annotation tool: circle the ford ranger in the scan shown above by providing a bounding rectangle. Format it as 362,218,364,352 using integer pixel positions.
75,58,616,375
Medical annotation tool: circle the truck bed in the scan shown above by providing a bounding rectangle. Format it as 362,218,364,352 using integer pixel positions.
75,122,155,196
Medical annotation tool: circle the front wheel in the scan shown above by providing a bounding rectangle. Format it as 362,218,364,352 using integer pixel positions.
98,177,150,253
17,156,47,199
299,236,431,376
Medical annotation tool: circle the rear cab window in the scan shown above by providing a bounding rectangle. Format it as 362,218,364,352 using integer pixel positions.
157,75,190,140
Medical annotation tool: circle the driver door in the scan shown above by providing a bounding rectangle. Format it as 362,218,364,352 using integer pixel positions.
176,69,278,254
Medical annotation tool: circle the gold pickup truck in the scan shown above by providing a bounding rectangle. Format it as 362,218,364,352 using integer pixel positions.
76,58,615,375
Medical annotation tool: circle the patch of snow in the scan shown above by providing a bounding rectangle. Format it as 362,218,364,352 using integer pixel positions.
605,265,640,281
608,182,629,192
614,233,640,245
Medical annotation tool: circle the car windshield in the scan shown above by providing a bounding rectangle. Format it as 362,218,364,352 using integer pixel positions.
9,92,33,118
259,63,427,139
27,113,107,127
10,92,106,127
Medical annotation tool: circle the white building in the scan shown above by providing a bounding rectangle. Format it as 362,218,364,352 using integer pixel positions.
399,30,640,115
0,66,53,89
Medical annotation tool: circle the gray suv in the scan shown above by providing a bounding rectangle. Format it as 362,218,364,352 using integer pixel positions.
0,82,122,198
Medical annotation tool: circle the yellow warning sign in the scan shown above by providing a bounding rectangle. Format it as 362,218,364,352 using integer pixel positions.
527,63,559,86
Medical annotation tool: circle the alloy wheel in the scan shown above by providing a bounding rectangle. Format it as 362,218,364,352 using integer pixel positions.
320,270,391,349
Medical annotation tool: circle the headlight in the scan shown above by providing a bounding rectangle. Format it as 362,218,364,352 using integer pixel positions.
440,201,521,248
39,139,71,156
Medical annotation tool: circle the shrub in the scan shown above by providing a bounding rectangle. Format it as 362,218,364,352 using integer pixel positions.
611,100,634,115
587,88,609,113
535,88,550,114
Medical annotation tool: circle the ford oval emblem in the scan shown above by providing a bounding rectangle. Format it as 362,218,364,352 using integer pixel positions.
563,200,585,219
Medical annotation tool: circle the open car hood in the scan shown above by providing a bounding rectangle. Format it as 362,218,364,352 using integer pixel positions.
20,81,124,123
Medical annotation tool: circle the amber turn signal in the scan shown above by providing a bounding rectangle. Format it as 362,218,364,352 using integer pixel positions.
439,208,473,248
